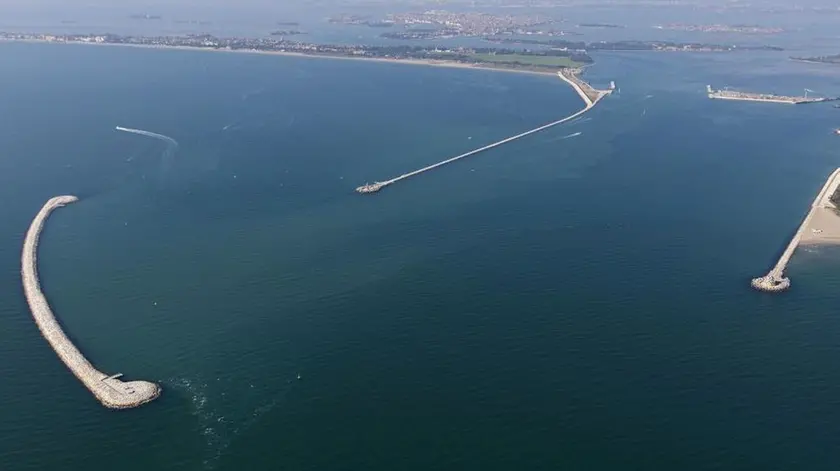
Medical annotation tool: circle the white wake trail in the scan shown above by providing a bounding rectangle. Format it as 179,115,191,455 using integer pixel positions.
116,126,179,147
544,131,583,144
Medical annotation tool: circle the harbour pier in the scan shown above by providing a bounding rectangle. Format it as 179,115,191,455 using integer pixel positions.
752,168,840,292
356,69,614,194
707,85,838,105
21,196,161,408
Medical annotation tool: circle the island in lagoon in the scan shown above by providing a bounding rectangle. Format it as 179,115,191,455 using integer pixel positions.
327,15,394,28
578,23,624,28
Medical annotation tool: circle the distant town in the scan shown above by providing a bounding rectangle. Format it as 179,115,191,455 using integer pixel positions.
329,10,784,44
330,10,569,39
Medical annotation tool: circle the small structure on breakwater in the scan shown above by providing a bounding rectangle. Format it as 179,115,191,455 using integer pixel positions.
21,196,161,408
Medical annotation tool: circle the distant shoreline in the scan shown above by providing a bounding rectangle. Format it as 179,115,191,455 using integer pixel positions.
0,38,560,78
790,57,840,66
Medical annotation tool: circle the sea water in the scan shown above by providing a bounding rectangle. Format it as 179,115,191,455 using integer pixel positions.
1,41,840,470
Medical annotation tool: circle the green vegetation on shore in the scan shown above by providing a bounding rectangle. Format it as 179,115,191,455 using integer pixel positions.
468,53,584,68
830,187,840,210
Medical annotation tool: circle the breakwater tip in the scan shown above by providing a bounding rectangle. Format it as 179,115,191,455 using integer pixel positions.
22,196,161,409
751,275,790,292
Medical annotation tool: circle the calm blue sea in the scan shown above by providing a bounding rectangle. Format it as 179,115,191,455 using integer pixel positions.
1,41,840,470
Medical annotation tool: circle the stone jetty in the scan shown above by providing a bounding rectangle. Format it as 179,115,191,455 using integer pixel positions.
356,68,614,194
21,196,161,408
752,168,840,292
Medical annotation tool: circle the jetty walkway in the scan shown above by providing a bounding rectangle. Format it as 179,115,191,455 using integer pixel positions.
752,168,840,292
556,67,612,107
22,196,161,408
357,68,614,194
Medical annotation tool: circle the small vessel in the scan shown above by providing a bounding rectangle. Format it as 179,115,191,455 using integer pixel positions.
835,128,840,135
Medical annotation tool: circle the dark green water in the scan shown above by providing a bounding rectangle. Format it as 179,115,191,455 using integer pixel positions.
2,42,840,470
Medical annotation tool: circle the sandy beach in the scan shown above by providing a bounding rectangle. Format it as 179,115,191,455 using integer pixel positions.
801,169,840,245
1,38,558,78
801,206,840,244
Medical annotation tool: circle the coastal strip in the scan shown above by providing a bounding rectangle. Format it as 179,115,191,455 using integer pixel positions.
752,168,840,292
356,68,613,194
21,196,161,408
0,35,587,78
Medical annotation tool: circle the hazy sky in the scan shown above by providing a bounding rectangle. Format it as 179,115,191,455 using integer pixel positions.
2,0,838,10
3,0,838,7
0,1,333,19
1,0,837,27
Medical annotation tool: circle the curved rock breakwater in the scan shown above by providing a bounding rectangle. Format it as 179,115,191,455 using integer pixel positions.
21,196,161,409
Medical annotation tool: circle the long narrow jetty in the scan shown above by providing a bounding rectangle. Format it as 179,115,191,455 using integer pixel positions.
356,68,614,194
752,168,840,292
21,196,161,408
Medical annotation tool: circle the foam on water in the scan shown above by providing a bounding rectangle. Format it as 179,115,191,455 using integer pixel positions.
543,131,584,144
166,376,294,469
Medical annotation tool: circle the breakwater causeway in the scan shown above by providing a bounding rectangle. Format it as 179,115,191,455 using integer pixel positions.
21,196,161,408
356,68,614,193
752,168,840,292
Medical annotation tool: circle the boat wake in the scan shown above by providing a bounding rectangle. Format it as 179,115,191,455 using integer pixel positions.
116,126,179,147
221,120,244,132
568,116,592,126
116,126,179,177
544,131,583,144
241,87,266,101
167,375,293,470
